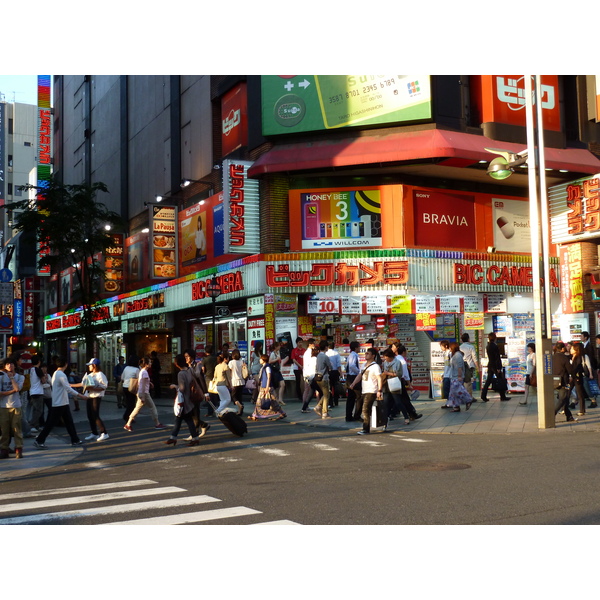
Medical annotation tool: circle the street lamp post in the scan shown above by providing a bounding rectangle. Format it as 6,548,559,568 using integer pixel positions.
486,75,555,428
524,75,555,429
206,275,222,353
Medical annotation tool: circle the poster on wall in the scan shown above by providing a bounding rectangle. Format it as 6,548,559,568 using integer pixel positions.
492,198,531,252
126,232,148,288
178,192,230,277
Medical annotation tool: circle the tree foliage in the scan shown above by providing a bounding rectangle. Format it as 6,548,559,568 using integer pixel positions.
5,177,126,355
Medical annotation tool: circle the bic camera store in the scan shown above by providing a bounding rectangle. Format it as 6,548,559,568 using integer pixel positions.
42,175,585,398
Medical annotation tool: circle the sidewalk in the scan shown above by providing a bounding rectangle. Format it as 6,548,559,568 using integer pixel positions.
2,389,599,480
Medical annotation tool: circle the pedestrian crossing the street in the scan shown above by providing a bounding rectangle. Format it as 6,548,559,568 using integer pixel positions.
0,479,300,526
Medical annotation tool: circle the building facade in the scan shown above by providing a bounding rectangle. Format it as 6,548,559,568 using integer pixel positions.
41,75,600,396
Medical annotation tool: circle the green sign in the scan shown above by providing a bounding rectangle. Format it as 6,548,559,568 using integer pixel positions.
261,75,431,136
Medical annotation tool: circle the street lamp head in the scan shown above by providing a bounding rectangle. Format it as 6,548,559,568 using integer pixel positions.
487,156,515,180
484,147,529,181
206,275,222,299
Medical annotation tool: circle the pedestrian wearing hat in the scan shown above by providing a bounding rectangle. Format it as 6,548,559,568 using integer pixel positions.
83,358,109,442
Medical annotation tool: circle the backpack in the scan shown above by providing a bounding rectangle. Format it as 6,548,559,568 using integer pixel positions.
188,369,205,404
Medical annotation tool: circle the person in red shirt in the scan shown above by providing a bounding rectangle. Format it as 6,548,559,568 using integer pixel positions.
290,338,305,402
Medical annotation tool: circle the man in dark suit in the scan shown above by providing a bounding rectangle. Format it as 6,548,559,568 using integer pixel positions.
553,342,576,422
480,332,507,402
581,331,597,374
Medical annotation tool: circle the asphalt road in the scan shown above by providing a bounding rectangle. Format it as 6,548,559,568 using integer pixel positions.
2,415,600,526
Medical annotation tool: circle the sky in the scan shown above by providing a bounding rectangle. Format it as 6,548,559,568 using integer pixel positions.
0,75,39,105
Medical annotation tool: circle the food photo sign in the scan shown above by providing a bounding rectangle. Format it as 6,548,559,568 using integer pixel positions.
151,204,178,279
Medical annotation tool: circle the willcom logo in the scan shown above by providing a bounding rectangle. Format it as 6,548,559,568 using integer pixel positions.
496,76,555,111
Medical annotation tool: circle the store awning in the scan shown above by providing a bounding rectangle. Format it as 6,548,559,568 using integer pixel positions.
247,128,600,177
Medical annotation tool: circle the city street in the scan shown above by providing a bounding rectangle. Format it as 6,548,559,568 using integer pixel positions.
2,397,600,526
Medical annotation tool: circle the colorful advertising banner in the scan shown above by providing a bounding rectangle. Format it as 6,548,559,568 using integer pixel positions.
151,204,177,279
37,75,52,276
104,234,124,295
178,192,232,277
290,186,403,251
261,75,431,135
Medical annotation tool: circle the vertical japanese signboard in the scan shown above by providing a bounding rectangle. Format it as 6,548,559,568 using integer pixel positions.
222,159,260,254
151,204,177,279
549,174,600,244
560,245,583,314
0,102,5,206
37,75,52,275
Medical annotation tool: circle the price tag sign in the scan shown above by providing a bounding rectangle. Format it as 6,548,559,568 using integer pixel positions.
307,299,340,314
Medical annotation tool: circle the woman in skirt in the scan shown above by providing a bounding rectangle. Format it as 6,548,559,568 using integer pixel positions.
445,342,472,412
250,354,286,421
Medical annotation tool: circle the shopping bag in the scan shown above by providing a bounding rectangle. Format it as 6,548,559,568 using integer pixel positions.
387,376,402,392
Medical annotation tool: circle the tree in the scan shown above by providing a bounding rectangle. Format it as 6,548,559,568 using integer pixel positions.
6,177,126,359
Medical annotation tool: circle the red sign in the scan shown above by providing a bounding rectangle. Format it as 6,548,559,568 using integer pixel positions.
473,75,561,131
266,261,408,288
453,262,560,289
228,162,245,247
413,189,476,248
191,271,244,301
221,83,248,157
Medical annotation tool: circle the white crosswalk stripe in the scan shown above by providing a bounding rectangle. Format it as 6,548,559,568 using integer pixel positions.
0,495,220,525
0,480,300,525
109,506,261,525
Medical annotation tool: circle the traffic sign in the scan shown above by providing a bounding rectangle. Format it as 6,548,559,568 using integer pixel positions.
0,268,12,283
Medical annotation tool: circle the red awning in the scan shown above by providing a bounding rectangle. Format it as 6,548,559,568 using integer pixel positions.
247,129,600,177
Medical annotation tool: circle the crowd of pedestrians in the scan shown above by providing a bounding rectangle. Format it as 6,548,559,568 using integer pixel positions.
5,331,600,459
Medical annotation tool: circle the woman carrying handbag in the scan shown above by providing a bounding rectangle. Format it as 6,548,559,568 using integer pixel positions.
250,354,286,420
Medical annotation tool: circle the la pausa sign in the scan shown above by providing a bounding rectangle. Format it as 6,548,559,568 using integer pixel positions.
454,262,559,288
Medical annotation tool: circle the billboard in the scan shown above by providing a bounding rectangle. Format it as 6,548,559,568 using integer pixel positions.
472,75,561,131
289,185,403,251
178,192,240,277
261,75,431,136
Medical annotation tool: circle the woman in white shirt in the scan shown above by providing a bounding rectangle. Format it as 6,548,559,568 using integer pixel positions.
229,349,246,416
520,342,536,405
121,355,140,423
349,347,383,435
82,358,109,442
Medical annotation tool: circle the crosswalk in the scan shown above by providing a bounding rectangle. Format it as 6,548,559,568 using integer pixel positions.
0,479,300,526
